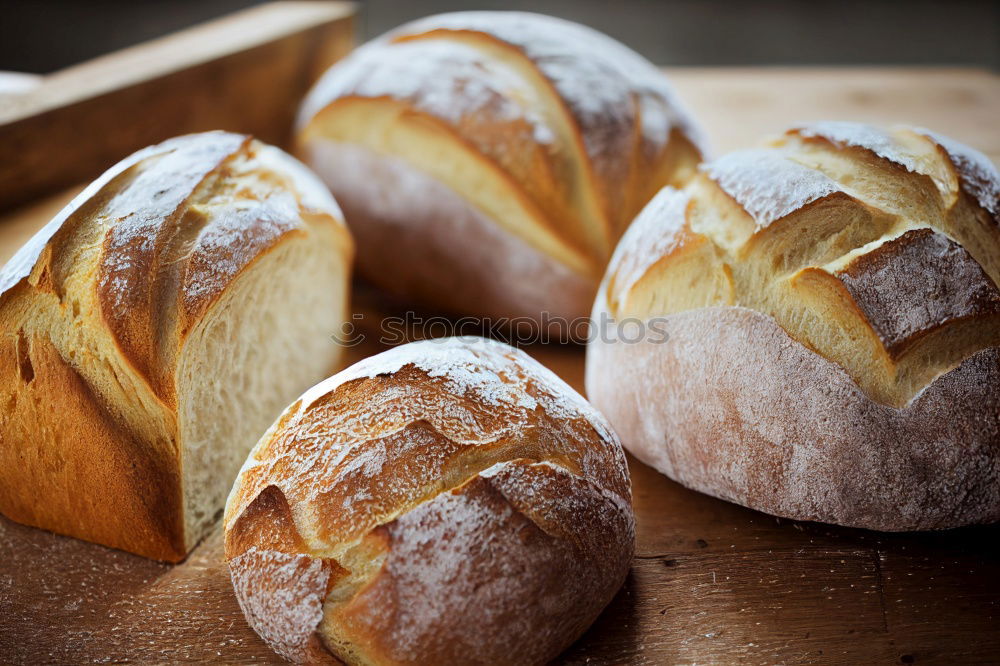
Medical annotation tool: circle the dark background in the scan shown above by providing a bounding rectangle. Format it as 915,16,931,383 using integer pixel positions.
1,0,997,74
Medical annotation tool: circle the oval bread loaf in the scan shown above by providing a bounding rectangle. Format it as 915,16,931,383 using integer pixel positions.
0,131,354,561
296,11,705,325
587,122,1000,531
224,337,634,664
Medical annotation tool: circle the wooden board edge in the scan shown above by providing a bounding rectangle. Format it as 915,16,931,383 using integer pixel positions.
0,1,357,212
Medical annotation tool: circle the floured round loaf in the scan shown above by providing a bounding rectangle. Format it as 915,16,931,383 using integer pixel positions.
296,11,705,325
0,131,354,561
587,122,1000,531
224,336,634,664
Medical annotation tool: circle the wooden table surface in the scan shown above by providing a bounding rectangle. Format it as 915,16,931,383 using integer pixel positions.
1,67,999,665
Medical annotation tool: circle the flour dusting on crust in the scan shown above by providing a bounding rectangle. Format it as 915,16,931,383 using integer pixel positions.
300,39,555,146
337,460,633,663
587,303,1000,531
228,547,335,663
253,145,345,221
702,149,841,228
394,11,707,159
0,133,235,298
302,141,594,323
911,126,1000,220
297,10,706,270
181,195,302,307
793,121,924,173
225,337,633,663
590,122,1000,531
297,337,615,442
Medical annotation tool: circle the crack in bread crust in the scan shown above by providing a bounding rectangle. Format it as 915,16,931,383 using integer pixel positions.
606,123,1000,407
225,337,634,665
296,11,704,322
591,123,1000,531
324,462,633,665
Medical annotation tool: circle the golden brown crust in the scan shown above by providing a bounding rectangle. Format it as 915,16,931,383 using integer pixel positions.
382,12,706,236
301,140,595,324
0,132,352,561
334,464,633,665
177,204,308,334
590,122,1000,530
0,331,184,561
227,485,310,558
97,133,252,402
225,337,633,664
611,124,1000,406
296,11,703,322
227,486,349,663
92,133,341,405
836,228,1000,357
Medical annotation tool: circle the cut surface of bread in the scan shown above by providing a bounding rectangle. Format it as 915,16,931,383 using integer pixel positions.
225,337,634,664
297,11,704,322
0,132,353,561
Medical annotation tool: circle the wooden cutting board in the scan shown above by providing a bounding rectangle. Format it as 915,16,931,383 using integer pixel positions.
1,5,999,662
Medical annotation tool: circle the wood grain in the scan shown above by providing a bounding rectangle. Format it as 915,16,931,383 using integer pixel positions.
1,67,999,665
664,67,1000,162
0,1,356,212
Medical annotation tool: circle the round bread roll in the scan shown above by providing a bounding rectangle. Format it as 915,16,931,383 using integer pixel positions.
587,122,1000,531
296,11,705,325
224,337,634,664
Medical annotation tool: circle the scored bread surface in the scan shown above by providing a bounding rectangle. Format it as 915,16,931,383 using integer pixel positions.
225,337,634,664
588,122,1000,530
0,131,353,560
297,11,705,322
